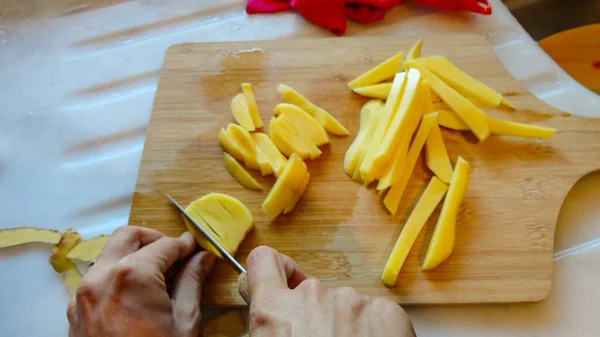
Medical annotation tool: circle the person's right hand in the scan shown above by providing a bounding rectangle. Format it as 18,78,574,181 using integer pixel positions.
246,246,416,337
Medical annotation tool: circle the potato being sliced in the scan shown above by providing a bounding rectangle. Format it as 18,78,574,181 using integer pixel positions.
241,83,263,128
67,235,110,262
423,156,470,270
373,69,424,177
418,55,513,108
223,153,263,191
231,93,255,131
0,227,62,248
263,153,308,217
344,100,382,178
382,176,448,286
277,84,349,136
252,133,288,177
347,51,404,89
382,113,438,214
184,193,254,258
352,83,392,100
405,59,490,142
359,72,408,183
406,38,423,60
425,123,454,184
204,309,247,337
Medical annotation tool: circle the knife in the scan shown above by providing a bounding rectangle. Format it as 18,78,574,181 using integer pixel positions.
165,192,250,303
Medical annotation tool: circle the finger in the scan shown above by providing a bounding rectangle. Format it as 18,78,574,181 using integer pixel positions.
131,232,196,275
246,246,308,298
96,226,165,263
171,251,216,330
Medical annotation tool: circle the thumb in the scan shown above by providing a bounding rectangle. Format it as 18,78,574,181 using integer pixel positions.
171,251,216,333
247,246,308,299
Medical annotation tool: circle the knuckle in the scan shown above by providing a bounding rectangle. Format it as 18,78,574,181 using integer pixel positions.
113,225,136,237
248,245,276,262
109,262,135,283
249,306,274,328
298,277,324,293
373,297,406,315
75,280,96,304
335,287,365,315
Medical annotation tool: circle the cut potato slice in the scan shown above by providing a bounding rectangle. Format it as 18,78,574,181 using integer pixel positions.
405,59,490,142
423,156,470,270
49,229,82,295
373,69,424,176
406,38,423,60
382,113,438,213
436,110,556,139
252,133,288,177
241,83,263,128
204,310,247,337
227,124,259,170
67,235,110,262
224,153,263,190
425,123,454,184
344,100,382,178
347,52,404,89
0,227,62,248
274,103,329,146
382,177,448,286
231,93,255,131
277,84,349,136
219,128,245,162
263,153,308,217
269,107,324,161
418,55,512,108
359,72,408,183
184,193,254,258
352,83,392,100
284,172,310,214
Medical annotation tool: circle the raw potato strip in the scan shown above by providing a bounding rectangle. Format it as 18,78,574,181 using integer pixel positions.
223,153,263,190
359,72,408,183
382,177,448,286
49,229,83,295
277,84,349,136
406,38,423,60
405,59,490,142
231,93,255,131
352,83,392,100
241,83,264,128
425,123,454,184
203,309,247,337
0,227,62,248
353,104,384,183
263,153,308,217
436,110,556,139
423,157,470,270
344,100,382,178
67,235,110,262
382,113,438,214
418,55,514,108
347,52,404,89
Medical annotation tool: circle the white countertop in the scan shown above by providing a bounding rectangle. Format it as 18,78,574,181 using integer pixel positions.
1,0,599,335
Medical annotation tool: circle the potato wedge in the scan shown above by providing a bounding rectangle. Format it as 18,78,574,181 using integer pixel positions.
347,52,404,89
263,153,308,217
231,93,255,131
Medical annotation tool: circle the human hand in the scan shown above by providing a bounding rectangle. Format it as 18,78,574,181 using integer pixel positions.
67,226,216,337
246,246,416,337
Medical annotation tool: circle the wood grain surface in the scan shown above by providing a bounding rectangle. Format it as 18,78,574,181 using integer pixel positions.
129,35,600,306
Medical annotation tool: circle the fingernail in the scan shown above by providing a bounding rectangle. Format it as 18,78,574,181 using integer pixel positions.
179,231,194,243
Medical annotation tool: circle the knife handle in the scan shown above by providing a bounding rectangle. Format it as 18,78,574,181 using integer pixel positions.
237,273,250,304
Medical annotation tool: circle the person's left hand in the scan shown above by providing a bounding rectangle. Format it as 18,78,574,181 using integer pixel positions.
67,226,216,337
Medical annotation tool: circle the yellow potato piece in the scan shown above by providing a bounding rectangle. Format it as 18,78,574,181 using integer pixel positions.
418,55,513,108
269,111,323,160
373,69,424,177
277,84,349,136
436,110,556,139
382,113,438,213
252,133,288,177
382,177,448,286
423,156,470,270
353,104,384,183
263,153,308,217
227,124,264,171
344,100,382,178
425,123,454,184
67,235,110,262
352,83,392,100
204,309,247,337
0,227,62,248
231,93,255,131
274,103,329,146
49,229,83,295
347,51,404,89
406,38,423,60
219,128,245,162
422,80,435,114
223,153,263,190
241,83,263,128
284,171,310,214
405,59,490,142
359,72,408,183
184,193,254,258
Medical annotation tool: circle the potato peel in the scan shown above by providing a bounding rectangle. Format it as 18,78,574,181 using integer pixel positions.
67,235,111,262
49,229,83,295
0,227,62,248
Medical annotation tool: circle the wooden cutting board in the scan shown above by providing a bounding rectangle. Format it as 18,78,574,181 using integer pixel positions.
129,35,600,306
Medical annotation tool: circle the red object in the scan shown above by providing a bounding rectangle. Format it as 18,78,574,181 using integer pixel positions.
246,0,492,35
